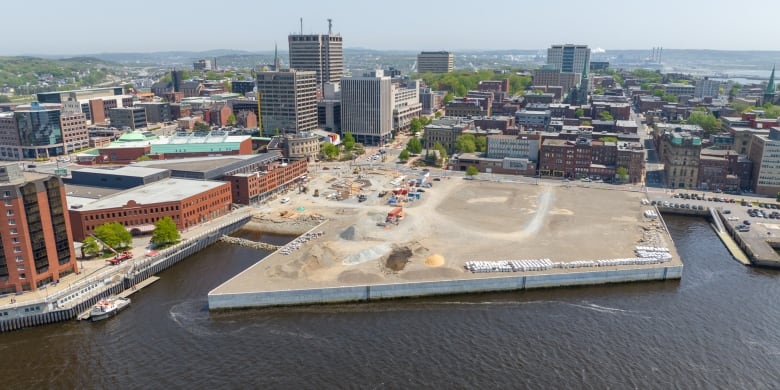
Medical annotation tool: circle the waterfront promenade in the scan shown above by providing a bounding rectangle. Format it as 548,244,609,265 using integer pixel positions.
0,209,252,332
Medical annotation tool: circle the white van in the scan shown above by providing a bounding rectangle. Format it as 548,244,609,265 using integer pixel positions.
280,197,290,204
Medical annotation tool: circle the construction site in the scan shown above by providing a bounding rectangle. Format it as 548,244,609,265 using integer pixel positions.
209,167,683,309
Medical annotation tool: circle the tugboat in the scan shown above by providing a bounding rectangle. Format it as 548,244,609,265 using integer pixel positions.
90,296,131,322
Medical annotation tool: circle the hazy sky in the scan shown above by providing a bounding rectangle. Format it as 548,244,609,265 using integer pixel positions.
4,0,780,55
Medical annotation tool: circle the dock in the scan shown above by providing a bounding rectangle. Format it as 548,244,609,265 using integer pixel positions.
77,276,161,320
650,193,780,267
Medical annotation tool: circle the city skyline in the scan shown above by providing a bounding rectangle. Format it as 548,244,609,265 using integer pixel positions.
3,0,780,56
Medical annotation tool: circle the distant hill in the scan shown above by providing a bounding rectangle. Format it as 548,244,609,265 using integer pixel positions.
0,56,116,92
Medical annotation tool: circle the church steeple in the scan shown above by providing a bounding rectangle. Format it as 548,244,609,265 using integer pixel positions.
577,60,590,104
766,65,777,104
274,43,281,71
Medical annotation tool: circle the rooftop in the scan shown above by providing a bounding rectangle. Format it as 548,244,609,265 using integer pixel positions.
74,166,169,178
72,178,227,212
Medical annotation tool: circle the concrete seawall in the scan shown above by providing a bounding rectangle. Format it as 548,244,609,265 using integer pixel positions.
0,214,251,333
208,265,683,310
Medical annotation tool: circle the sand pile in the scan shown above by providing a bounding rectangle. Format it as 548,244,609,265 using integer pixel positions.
425,254,445,267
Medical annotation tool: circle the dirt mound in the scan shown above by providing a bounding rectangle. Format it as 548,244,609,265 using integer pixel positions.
340,225,358,240
385,247,413,272
337,269,384,284
425,254,445,267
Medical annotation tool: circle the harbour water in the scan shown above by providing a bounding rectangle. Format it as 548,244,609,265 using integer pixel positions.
2,217,780,388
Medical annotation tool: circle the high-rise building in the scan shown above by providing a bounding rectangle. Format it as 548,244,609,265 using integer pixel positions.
749,127,780,196
340,70,394,145
547,44,590,76
108,107,147,130
14,102,64,159
417,51,454,74
661,130,702,189
0,113,21,160
0,163,78,293
393,80,422,133
317,82,341,132
288,22,343,90
695,77,721,99
136,102,172,124
60,112,89,153
255,70,317,135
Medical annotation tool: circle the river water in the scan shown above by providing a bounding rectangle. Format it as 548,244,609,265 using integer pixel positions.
2,216,780,389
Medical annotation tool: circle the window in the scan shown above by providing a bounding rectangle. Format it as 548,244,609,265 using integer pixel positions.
3,200,11,206
2,191,9,197
8,219,15,226
6,210,13,216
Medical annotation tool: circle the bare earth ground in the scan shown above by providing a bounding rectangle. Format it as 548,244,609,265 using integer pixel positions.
212,171,680,295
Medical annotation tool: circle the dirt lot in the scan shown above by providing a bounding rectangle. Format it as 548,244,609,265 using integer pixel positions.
212,169,678,294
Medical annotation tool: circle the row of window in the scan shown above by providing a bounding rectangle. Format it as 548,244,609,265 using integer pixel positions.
84,206,180,220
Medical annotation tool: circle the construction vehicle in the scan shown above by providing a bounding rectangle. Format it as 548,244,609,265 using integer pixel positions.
90,235,134,266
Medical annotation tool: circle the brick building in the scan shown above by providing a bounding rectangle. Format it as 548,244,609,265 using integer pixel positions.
0,164,78,293
60,112,89,153
697,148,752,191
224,159,308,204
68,178,232,241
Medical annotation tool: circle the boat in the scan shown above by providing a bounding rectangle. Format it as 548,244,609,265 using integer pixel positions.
89,296,131,322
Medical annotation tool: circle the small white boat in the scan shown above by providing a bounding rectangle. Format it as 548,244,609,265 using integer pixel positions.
90,297,131,322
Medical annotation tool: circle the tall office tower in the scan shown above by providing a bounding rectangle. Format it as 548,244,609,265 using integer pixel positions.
14,102,64,159
547,44,591,76
0,162,78,293
417,51,454,73
255,69,318,135
340,70,394,146
288,20,343,91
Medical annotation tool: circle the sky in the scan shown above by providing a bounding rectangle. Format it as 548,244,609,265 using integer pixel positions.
3,0,780,55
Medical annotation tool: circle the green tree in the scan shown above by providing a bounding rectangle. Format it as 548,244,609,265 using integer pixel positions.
135,155,152,162
406,137,423,155
574,107,584,118
342,132,356,151
222,80,231,92
475,136,487,153
443,92,455,104
399,149,410,162
598,136,618,143
434,111,443,118
321,143,339,160
661,93,678,103
409,117,422,135
81,237,100,258
0,95,10,103
94,222,132,250
599,111,614,121
454,134,477,153
594,88,605,95
616,167,628,183
194,122,211,132
687,110,721,133
227,113,236,125
433,142,448,161
352,143,365,156
205,71,219,80
123,83,134,90
466,165,479,179
581,121,592,126
151,217,180,248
